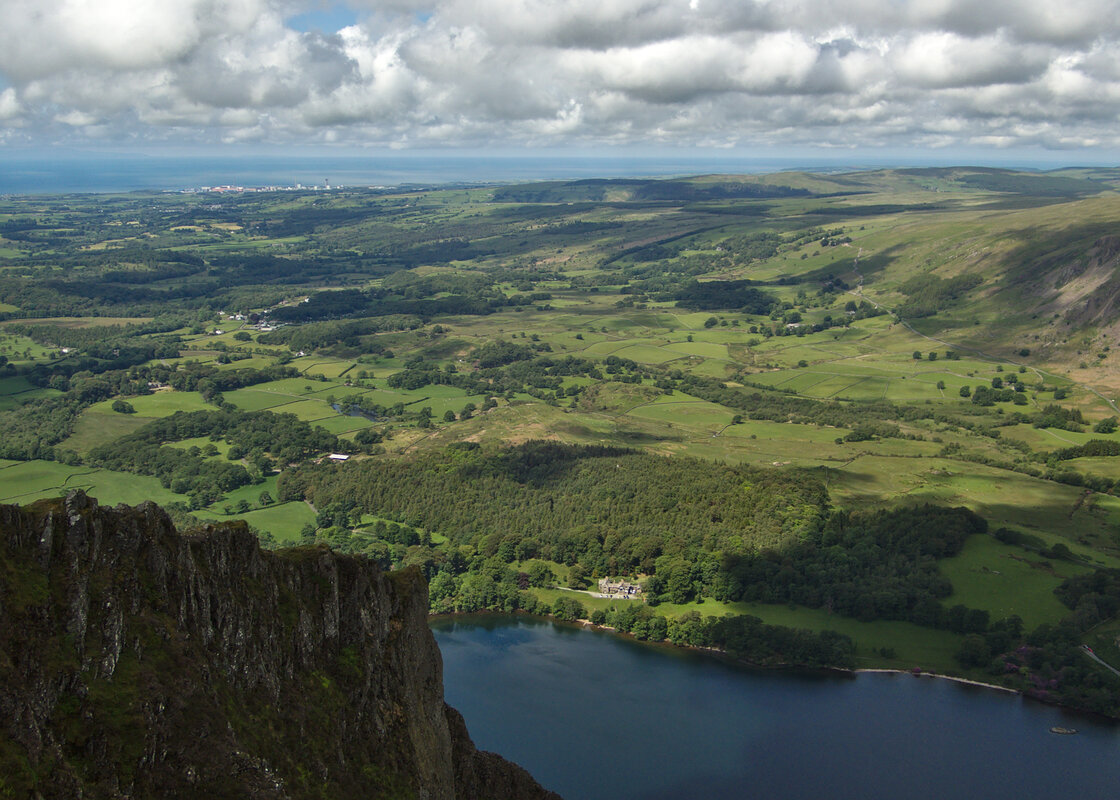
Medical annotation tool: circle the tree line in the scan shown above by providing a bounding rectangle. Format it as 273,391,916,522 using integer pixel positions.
89,409,351,507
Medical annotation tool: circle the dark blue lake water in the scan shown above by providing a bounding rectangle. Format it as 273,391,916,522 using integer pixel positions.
432,615,1120,800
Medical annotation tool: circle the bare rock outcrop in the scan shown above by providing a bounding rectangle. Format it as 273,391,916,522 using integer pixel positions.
0,491,560,799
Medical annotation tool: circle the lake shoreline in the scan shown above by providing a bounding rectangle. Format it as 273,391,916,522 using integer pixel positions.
431,609,1120,721
851,668,1021,695
432,609,989,683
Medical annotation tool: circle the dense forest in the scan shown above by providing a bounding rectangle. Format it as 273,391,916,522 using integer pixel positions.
274,441,1120,714
674,280,777,313
280,442,830,572
282,443,989,627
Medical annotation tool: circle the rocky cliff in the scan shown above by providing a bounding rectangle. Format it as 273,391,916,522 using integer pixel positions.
0,492,560,800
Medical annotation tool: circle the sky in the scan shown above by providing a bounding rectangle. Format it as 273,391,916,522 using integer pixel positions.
1,0,1119,163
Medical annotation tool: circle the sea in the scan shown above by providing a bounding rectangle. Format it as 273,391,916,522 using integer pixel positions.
0,153,1078,195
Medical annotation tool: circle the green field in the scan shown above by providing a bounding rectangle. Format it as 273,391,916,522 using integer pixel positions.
205,474,279,512
0,387,63,412
167,436,233,456
704,602,965,673
87,391,213,417
293,358,356,379
223,387,297,410
63,410,153,454
627,399,733,430
194,501,315,544
310,414,375,434
938,535,1087,628
265,398,335,421
0,376,38,395
0,460,184,507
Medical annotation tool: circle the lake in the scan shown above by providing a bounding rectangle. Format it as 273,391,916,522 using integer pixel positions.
432,615,1120,800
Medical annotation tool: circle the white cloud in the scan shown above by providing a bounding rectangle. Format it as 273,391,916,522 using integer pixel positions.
55,109,99,127
0,0,269,81
1,0,1120,152
0,88,21,120
891,32,1049,88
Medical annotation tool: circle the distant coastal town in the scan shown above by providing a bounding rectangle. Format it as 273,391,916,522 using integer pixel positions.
183,180,352,194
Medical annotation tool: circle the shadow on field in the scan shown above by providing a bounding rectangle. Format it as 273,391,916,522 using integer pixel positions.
793,247,901,286
967,497,1120,553
616,428,682,445
992,221,1120,294
829,463,1120,554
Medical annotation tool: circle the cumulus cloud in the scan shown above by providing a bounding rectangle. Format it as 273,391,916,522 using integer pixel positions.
0,0,267,81
1,0,1119,152
891,32,1050,89
0,88,21,121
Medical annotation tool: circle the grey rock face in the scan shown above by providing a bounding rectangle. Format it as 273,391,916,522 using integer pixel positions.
0,491,560,800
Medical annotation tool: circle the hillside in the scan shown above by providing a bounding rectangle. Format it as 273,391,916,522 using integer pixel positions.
0,491,559,799
4,170,1120,695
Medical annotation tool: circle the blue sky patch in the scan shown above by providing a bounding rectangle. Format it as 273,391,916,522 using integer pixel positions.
287,4,360,34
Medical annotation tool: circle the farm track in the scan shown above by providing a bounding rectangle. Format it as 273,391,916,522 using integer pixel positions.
1082,645,1120,679
1069,489,1093,518
0,467,100,504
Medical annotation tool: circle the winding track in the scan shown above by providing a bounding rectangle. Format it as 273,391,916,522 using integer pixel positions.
1081,645,1120,679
